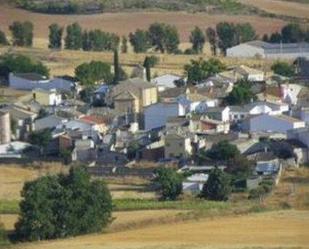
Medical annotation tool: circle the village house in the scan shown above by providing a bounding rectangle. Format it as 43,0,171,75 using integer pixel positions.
151,74,182,92
32,88,62,106
110,78,158,113
164,132,193,159
143,102,186,131
34,115,67,131
229,101,289,122
220,65,265,82
79,115,109,134
204,107,230,122
242,114,305,134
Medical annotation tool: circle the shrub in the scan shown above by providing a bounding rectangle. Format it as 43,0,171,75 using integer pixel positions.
154,167,183,201
15,166,112,241
200,167,231,201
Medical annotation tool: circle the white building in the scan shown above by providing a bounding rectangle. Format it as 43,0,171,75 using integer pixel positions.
229,101,289,122
151,74,182,92
242,114,305,133
182,173,208,193
227,40,309,59
144,102,186,131
280,84,303,105
220,65,265,82
32,88,62,106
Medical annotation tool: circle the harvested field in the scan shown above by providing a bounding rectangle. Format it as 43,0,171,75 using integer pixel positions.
0,45,278,77
239,0,309,20
0,209,187,233
0,5,286,43
10,210,309,249
0,163,67,200
0,165,154,201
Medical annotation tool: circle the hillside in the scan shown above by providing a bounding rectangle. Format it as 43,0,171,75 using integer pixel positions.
13,0,253,14
0,4,286,44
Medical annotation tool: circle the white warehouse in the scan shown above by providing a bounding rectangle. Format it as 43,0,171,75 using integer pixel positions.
227,40,309,59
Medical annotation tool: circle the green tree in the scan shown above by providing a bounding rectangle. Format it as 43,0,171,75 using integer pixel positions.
82,30,91,51
201,167,231,201
235,23,257,43
154,167,183,201
85,30,119,51
121,36,128,53
0,53,49,80
281,23,304,43
206,140,240,161
206,27,217,56
225,80,256,105
75,61,113,86
184,58,225,84
113,49,120,84
216,22,237,55
148,23,180,53
65,22,83,50
0,30,9,46
9,21,33,47
269,32,282,43
28,128,52,155
129,29,151,53
15,166,112,241
48,23,63,49
189,26,205,53
271,61,295,77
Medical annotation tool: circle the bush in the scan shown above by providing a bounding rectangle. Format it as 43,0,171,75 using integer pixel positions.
200,167,231,201
271,61,295,77
15,166,112,241
248,188,263,199
154,167,183,201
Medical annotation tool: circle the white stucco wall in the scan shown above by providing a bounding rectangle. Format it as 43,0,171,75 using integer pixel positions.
144,103,184,130
227,44,265,58
248,114,305,133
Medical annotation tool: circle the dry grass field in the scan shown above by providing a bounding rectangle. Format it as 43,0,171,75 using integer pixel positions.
0,44,278,77
0,164,153,201
0,4,287,43
0,166,308,249
239,0,309,20
6,209,309,249
0,163,67,200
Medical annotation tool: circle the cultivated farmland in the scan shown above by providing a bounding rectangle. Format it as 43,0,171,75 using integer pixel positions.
239,0,309,19
0,4,287,43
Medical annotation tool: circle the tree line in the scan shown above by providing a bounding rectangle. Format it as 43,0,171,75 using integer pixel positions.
263,23,309,43
1,21,308,55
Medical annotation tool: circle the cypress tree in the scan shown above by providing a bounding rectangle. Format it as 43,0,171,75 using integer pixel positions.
113,49,120,84
144,56,151,82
